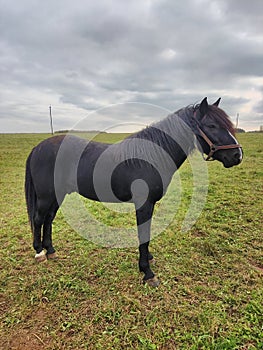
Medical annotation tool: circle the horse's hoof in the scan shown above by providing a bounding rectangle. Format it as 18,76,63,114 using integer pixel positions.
144,276,160,287
35,250,47,263
46,252,58,260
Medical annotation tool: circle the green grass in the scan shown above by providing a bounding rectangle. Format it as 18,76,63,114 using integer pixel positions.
0,132,262,350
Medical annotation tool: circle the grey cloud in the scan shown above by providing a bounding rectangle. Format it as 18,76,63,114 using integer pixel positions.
253,100,263,114
0,0,262,132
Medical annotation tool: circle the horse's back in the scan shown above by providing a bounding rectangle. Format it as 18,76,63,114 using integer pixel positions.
28,134,107,201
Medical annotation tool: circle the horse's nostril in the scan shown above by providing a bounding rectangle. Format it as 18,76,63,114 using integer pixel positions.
234,152,241,159
233,151,242,164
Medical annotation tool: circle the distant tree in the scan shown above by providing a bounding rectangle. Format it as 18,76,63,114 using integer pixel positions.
235,128,246,133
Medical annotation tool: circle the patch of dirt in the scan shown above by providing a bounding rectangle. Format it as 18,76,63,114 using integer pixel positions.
0,329,50,350
191,229,208,238
0,307,53,350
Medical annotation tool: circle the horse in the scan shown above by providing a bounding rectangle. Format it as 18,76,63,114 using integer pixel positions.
25,97,242,287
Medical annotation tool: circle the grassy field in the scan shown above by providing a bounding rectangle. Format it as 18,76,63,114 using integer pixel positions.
0,132,262,350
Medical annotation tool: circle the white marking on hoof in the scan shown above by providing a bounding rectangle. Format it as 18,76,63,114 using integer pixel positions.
35,250,47,263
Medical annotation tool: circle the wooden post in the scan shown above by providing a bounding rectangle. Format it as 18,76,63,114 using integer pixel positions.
236,113,239,129
49,105,54,135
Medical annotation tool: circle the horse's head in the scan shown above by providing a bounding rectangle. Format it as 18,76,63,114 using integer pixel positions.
194,97,243,168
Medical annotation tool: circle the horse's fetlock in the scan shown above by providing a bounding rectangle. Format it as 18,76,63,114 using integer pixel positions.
35,250,47,263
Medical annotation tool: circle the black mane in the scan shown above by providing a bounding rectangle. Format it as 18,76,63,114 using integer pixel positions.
116,106,197,168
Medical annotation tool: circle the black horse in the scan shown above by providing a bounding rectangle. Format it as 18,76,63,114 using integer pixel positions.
25,97,242,286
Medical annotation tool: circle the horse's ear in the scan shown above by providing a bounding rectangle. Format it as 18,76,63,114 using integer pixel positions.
213,97,221,107
199,97,208,116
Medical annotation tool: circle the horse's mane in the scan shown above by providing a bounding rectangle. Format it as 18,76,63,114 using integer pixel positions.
111,107,196,170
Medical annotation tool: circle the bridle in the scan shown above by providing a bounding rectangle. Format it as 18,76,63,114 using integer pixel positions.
196,125,242,161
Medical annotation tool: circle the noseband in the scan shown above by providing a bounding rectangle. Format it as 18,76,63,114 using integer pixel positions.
197,126,242,161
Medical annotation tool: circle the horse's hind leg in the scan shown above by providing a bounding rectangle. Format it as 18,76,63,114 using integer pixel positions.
33,199,50,262
43,201,59,259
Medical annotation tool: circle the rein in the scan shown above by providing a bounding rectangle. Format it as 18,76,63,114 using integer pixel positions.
196,126,242,161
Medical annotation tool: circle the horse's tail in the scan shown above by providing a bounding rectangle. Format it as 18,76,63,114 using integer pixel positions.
25,151,36,233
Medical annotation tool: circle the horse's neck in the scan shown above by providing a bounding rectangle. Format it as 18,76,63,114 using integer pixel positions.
151,112,196,165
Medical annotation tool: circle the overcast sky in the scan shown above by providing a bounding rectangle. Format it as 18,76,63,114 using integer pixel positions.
1,0,262,133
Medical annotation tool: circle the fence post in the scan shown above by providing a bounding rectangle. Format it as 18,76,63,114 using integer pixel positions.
49,105,54,135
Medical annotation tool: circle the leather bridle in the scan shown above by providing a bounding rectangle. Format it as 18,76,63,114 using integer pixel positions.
196,126,242,161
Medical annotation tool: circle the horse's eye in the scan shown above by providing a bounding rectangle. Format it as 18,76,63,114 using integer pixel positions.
208,124,216,129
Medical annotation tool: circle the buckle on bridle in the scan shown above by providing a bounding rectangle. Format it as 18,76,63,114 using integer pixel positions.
205,145,217,161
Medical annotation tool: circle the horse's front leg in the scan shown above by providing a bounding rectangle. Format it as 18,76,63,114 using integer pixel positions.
136,202,160,287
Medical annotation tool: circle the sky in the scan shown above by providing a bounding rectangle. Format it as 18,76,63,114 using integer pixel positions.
0,0,263,133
